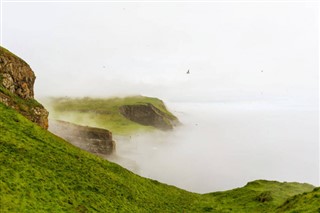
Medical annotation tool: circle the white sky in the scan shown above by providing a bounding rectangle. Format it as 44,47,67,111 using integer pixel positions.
1,1,318,103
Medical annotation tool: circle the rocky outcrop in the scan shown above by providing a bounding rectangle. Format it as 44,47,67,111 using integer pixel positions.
119,103,179,130
0,47,35,99
0,46,48,129
49,120,116,155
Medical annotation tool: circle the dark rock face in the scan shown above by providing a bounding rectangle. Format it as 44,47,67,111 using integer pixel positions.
0,47,35,99
0,46,49,129
49,120,116,155
119,103,178,131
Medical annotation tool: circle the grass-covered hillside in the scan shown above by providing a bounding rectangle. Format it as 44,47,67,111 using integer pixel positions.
275,187,320,213
198,180,316,212
44,96,178,135
0,102,200,212
0,102,317,212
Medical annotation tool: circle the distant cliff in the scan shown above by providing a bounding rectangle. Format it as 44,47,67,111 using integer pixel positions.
49,120,116,155
0,46,48,129
119,103,179,130
45,96,180,135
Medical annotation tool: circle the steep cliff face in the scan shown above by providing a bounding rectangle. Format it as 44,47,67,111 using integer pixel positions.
119,103,179,131
0,46,48,129
49,120,116,155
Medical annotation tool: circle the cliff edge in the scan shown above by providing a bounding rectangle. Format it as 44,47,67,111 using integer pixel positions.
49,120,116,155
119,103,179,130
0,46,48,129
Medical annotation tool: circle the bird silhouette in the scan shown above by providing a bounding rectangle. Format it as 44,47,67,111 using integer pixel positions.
186,69,190,74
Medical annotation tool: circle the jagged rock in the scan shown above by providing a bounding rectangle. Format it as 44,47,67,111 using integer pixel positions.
0,46,48,129
49,120,116,155
32,107,49,129
0,48,35,99
119,103,179,130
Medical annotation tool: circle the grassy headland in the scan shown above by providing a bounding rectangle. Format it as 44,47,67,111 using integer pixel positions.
44,96,178,135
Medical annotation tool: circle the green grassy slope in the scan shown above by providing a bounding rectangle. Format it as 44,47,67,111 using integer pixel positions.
44,96,178,135
0,102,200,212
197,180,315,212
0,102,316,212
275,187,320,213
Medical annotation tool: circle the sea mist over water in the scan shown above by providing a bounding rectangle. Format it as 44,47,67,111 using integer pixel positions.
108,100,319,193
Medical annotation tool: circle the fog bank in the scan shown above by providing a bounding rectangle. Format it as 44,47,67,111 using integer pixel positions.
109,101,318,193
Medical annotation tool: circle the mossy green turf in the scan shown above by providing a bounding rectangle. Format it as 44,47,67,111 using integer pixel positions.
44,96,178,135
0,102,317,212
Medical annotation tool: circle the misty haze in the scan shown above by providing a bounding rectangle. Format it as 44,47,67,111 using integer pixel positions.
110,101,318,193
2,1,318,196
